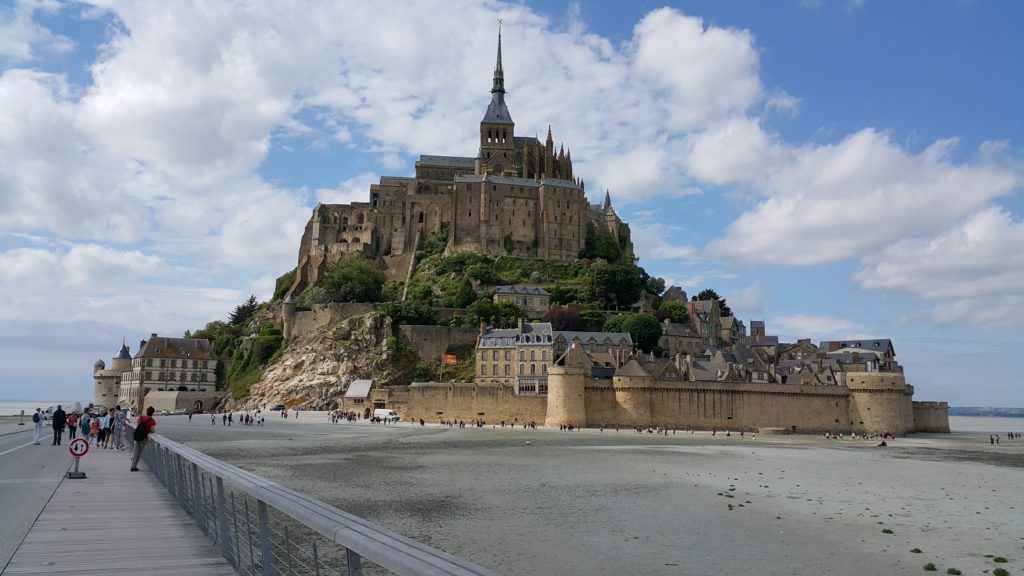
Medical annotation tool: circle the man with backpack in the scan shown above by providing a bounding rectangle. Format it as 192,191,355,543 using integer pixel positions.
32,408,42,444
130,406,157,472
51,405,67,446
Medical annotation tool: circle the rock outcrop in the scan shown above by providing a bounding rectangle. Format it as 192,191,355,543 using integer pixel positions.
239,312,401,410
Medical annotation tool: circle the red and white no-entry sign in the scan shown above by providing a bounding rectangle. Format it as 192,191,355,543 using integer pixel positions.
68,438,89,457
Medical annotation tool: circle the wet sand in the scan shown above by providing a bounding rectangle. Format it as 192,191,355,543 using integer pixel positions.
160,418,1024,576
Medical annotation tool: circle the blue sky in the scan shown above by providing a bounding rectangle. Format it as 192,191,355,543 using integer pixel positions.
0,0,1021,407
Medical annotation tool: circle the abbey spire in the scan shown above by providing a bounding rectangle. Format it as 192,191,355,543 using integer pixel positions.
481,21,513,125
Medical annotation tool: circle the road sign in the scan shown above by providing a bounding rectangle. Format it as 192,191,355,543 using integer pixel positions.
69,438,89,457
67,438,88,479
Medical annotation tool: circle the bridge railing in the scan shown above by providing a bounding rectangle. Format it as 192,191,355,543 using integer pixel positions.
125,426,498,576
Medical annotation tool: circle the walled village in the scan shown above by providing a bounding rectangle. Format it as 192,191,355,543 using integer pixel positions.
93,30,949,436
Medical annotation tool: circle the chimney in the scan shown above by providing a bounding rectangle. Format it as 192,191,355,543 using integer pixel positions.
151,333,157,339
517,317,524,333
139,340,146,350
479,320,486,336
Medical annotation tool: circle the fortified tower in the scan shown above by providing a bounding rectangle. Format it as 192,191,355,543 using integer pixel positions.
613,357,654,426
92,342,132,408
545,345,589,427
846,373,915,435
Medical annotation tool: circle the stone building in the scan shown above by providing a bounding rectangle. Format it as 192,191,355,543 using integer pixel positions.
92,342,133,408
475,320,632,394
287,29,633,297
493,285,550,318
118,334,222,412
657,320,703,357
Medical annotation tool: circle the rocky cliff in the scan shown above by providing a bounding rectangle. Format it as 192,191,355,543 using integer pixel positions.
235,311,407,410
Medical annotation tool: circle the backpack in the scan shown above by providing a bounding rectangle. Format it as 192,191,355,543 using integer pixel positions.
32,412,40,423
133,416,151,441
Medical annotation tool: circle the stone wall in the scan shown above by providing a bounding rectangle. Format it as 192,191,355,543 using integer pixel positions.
404,381,547,424
846,373,915,435
398,325,479,362
286,303,376,339
912,401,951,433
143,390,226,412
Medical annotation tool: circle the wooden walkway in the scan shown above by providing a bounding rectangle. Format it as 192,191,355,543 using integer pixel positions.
3,445,235,575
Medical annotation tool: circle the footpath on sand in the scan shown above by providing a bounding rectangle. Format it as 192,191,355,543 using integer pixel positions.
2,443,234,576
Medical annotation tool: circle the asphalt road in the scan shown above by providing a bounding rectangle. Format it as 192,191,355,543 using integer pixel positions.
0,423,72,573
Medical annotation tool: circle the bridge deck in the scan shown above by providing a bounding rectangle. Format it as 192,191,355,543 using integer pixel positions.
3,443,235,575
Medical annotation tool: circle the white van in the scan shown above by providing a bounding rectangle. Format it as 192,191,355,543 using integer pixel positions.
373,409,400,422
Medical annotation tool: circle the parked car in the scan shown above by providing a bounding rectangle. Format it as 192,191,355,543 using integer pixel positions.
270,404,285,411
373,409,400,422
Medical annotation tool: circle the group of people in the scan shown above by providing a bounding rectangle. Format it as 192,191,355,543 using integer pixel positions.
32,404,130,449
989,433,1020,444
205,411,264,427
31,404,156,472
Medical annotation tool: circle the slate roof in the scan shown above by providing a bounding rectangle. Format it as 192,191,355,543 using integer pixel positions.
114,343,132,360
820,339,894,355
554,331,633,346
344,379,373,399
495,285,550,296
615,358,651,377
482,92,514,124
661,322,699,337
136,335,217,360
416,155,476,168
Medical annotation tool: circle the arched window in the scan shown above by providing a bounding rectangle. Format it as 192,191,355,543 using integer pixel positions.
519,363,525,374
541,364,547,374
530,364,536,375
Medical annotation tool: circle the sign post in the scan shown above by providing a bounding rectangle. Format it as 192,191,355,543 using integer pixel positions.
68,438,89,479
18,409,24,426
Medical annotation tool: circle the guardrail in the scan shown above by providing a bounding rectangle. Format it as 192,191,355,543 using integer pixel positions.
125,426,498,576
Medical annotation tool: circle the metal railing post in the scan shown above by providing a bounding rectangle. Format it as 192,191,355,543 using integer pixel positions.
192,462,206,535
258,499,276,576
216,477,235,567
176,453,187,508
346,548,363,576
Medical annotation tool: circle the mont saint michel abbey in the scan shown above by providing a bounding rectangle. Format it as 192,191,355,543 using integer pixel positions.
290,30,633,292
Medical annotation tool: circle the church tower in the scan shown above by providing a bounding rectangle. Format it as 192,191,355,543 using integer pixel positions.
479,23,515,176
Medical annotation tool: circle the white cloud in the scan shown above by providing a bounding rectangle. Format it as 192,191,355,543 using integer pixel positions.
377,153,406,171
316,172,380,205
855,208,1024,328
631,222,697,261
702,130,1019,266
764,89,800,117
0,1,73,62
726,283,765,316
771,314,868,342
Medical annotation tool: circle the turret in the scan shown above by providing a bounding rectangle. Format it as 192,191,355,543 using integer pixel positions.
545,345,589,427
282,293,297,340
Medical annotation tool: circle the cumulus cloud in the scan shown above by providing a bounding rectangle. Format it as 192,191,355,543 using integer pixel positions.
702,129,1018,266
0,0,73,61
854,208,1024,328
316,172,381,205
631,222,697,261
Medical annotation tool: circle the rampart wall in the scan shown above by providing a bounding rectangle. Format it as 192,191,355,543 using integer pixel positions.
912,401,951,433
404,382,547,424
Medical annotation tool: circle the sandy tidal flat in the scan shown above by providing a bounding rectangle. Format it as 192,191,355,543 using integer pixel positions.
162,419,1024,576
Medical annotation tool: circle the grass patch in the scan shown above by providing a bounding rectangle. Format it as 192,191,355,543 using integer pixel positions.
946,569,961,575
911,549,922,554
882,528,894,534
994,568,1008,576
923,563,937,571
994,557,1008,563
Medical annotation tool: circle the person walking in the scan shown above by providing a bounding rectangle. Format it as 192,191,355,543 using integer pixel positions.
113,405,126,451
100,410,113,449
32,408,43,444
89,414,100,446
130,406,157,472
79,411,91,441
67,411,78,440
51,405,67,446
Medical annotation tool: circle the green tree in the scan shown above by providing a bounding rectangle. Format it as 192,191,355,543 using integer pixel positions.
228,295,258,326
378,301,439,326
606,313,662,353
322,253,385,302
658,301,689,324
579,308,608,331
441,277,477,308
579,262,642,309
466,297,522,327
693,288,732,317
273,268,297,301
594,234,622,263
